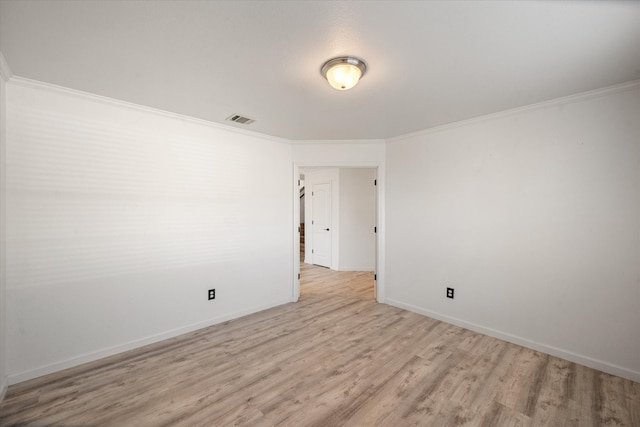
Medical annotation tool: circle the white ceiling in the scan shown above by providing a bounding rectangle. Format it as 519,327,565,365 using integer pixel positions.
1,1,639,140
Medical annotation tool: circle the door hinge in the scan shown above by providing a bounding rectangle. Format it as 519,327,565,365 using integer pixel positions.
312,220,314,224
374,179,377,186
374,274,377,280
374,226,377,233
312,249,314,254
298,273,301,280
298,179,301,186
298,226,300,233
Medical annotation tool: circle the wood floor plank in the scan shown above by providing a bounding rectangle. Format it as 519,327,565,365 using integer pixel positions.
1,263,638,426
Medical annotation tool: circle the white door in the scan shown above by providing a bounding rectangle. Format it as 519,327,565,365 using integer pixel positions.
312,182,332,268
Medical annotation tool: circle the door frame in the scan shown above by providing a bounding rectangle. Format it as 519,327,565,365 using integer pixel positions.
292,161,385,304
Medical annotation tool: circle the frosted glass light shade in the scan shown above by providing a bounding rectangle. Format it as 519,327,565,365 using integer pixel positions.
321,57,367,91
326,64,362,90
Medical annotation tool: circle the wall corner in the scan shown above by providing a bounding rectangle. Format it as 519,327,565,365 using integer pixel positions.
0,50,8,401
0,52,12,82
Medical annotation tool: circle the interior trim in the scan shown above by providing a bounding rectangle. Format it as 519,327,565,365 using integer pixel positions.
386,298,640,383
388,79,640,143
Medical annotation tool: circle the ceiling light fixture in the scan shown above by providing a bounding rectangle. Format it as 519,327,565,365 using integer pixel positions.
321,56,367,90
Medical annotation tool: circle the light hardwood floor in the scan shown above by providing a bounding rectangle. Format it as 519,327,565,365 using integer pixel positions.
1,263,638,426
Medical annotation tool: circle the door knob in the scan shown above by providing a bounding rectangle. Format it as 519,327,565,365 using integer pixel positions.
324,228,330,231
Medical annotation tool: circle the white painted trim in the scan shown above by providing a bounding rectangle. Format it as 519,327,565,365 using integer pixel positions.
0,50,9,404
337,266,375,272
293,139,386,145
292,164,300,302
385,298,640,383
374,163,385,303
295,161,382,168
7,299,290,385
388,79,640,143
0,376,7,402
6,76,291,145
0,52,11,81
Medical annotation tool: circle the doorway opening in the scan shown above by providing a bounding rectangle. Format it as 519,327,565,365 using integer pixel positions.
295,167,378,301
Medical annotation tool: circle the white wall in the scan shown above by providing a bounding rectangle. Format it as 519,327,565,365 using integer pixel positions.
5,78,293,383
0,53,10,399
338,168,376,271
385,82,640,382
292,140,385,166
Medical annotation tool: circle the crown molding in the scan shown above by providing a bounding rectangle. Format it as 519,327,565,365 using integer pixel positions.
0,52,12,81
388,79,640,143
7,76,291,145
293,139,386,145
6,72,638,145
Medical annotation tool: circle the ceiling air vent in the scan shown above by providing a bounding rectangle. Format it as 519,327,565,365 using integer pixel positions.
226,114,255,125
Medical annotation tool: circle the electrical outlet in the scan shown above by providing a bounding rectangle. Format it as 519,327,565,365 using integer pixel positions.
446,287,454,299
208,289,215,300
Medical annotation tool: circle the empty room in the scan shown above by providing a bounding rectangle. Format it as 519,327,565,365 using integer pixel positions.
0,1,639,425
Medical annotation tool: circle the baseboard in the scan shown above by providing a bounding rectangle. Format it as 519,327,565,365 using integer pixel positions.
8,299,291,385
385,298,640,383
0,376,7,402
337,266,375,272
